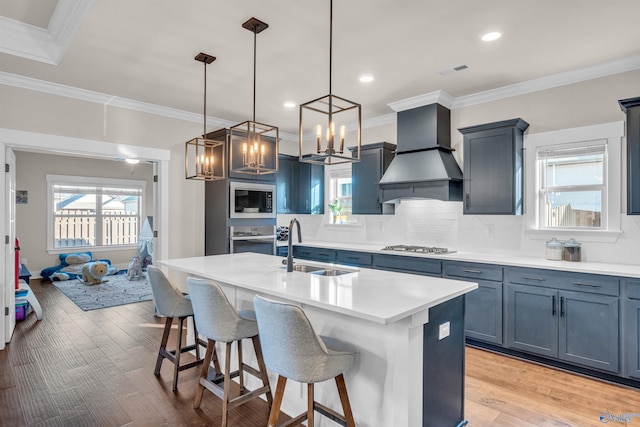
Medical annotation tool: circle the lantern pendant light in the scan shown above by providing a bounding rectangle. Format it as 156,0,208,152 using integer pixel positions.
185,53,225,181
299,0,361,165
229,17,279,175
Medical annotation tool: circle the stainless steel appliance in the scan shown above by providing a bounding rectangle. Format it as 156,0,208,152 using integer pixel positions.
229,181,275,218
229,225,276,255
381,244,455,255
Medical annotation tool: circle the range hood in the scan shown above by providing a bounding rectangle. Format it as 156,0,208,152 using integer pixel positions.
379,103,463,202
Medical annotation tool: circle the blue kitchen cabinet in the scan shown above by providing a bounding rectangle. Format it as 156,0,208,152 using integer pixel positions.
350,142,395,215
276,246,288,257
625,279,640,379
619,97,640,215
293,246,337,263
372,253,441,277
336,250,372,267
505,267,619,373
443,261,503,345
276,155,324,214
458,118,529,215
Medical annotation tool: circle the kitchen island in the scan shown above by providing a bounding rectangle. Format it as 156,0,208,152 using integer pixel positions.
158,253,477,427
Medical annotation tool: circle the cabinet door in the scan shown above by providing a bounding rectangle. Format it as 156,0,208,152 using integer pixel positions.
505,284,558,358
299,163,324,214
353,149,383,214
620,98,640,214
626,298,640,379
559,291,619,373
276,156,297,214
465,280,503,345
464,127,515,214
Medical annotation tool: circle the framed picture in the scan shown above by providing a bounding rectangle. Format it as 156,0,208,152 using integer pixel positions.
16,190,28,204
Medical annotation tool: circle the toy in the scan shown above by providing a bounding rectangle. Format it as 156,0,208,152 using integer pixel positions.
128,256,144,281
82,261,109,285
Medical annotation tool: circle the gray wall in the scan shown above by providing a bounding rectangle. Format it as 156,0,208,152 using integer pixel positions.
15,151,154,274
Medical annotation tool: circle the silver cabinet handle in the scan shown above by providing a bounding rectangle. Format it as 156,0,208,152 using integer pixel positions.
522,276,545,281
572,281,601,288
463,269,483,274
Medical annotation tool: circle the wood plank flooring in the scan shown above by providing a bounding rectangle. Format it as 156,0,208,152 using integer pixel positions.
2,279,640,426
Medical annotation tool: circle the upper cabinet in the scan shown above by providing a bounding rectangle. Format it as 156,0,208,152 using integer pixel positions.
619,97,640,215
276,154,324,214
350,142,396,215
459,118,529,215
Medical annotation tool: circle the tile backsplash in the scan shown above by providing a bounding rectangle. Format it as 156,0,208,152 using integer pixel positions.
278,199,640,265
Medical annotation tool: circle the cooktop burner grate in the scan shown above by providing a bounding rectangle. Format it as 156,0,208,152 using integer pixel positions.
381,244,455,254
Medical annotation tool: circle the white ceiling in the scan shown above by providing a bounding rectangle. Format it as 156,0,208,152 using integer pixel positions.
1,0,640,138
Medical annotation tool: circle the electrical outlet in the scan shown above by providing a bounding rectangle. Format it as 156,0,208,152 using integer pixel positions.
22,258,27,266
438,322,450,340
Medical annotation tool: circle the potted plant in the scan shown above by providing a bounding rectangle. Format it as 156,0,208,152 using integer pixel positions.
328,199,342,224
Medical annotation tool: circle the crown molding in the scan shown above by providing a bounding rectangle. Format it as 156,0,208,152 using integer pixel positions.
0,0,95,65
388,90,455,112
454,55,640,108
363,113,396,128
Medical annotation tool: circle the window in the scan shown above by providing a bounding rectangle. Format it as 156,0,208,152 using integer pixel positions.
524,121,623,238
327,167,357,224
47,175,146,251
537,142,606,229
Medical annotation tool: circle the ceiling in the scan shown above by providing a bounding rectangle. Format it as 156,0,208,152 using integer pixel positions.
1,0,640,140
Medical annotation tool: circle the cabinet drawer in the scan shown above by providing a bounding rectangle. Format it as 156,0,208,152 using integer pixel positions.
443,261,503,282
276,246,288,257
372,254,441,276
506,267,619,296
625,279,640,300
336,250,372,267
293,246,336,263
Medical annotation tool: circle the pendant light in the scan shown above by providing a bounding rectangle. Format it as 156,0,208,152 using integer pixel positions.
229,18,279,175
299,0,361,165
185,53,225,181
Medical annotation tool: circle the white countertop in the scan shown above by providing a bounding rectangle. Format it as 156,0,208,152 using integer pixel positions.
158,253,477,325
284,240,640,279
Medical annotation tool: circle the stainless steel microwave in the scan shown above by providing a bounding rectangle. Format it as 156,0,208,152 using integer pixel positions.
229,181,276,218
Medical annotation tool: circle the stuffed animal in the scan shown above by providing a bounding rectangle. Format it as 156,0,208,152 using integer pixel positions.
82,261,109,285
127,256,144,281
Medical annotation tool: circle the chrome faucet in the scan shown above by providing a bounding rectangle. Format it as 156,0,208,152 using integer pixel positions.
286,218,302,272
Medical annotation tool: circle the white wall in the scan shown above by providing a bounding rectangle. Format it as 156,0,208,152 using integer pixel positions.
280,70,640,265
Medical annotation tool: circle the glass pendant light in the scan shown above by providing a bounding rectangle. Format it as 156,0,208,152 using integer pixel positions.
185,53,225,181
229,18,279,175
299,0,361,165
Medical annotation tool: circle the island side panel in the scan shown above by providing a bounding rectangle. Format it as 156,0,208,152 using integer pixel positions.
422,295,466,427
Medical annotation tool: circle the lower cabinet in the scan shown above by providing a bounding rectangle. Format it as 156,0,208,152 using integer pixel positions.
372,253,441,277
293,246,336,263
625,280,640,379
443,261,503,345
505,283,619,373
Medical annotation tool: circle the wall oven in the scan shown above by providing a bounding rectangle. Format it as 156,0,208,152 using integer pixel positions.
229,225,276,255
230,181,275,218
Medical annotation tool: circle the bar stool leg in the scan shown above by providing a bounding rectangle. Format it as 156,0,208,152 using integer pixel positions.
172,317,186,391
155,317,173,375
307,383,315,427
237,340,245,391
252,335,273,406
335,374,355,427
194,339,216,409
222,342,233,427
268,375,287,427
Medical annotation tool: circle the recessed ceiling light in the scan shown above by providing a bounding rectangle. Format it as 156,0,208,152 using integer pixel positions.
359,74,374,83
481,31,502,42
283,101,296,108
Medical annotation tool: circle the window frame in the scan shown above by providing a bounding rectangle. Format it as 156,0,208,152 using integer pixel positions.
524,121,623,242
324,164,362,226
46,174,146,253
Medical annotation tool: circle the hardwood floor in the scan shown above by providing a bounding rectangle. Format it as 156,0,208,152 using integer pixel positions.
2,279,639,426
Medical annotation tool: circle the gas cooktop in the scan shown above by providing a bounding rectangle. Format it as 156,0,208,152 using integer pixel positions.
381,244,455,255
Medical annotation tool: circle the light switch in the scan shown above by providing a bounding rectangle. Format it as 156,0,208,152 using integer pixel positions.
438,321,450,340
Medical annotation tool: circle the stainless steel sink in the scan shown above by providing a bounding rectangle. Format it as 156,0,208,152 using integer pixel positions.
280,264,355,276
310,269,353,276
285,264,325,273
